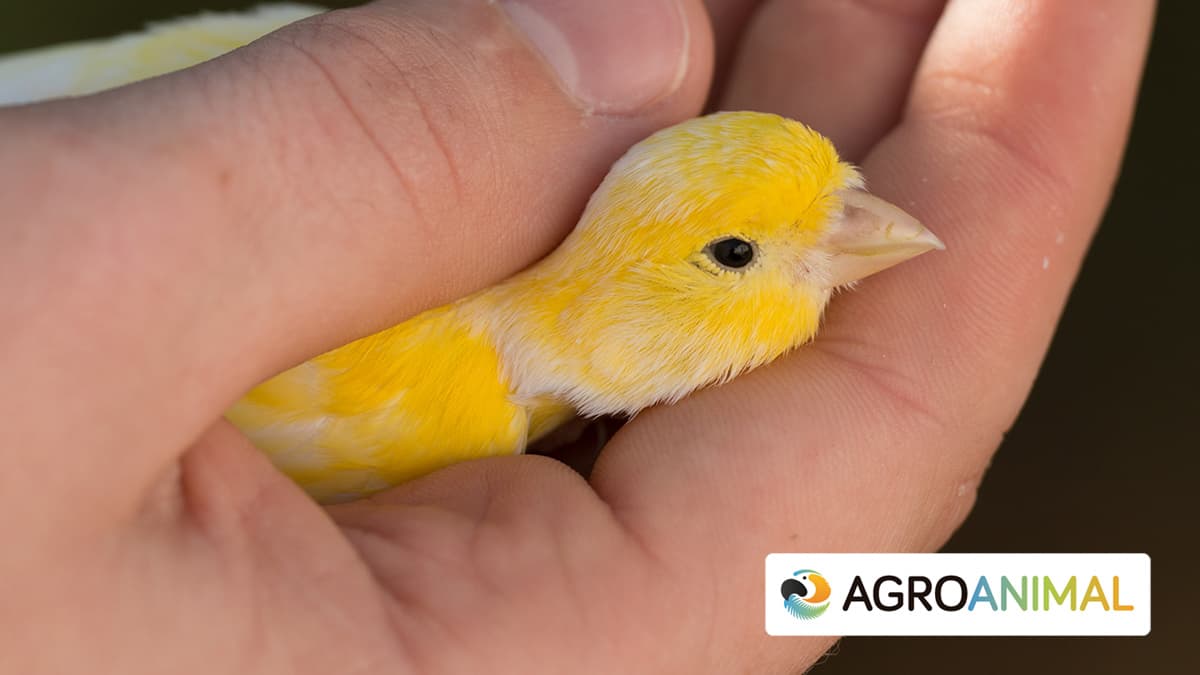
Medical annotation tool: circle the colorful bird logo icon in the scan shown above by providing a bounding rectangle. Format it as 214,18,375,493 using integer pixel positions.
781,569,831,620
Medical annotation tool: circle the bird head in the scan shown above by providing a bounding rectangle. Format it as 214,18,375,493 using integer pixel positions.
494,111,942,417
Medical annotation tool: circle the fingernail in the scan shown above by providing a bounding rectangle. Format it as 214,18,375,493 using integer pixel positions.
499,0,689,114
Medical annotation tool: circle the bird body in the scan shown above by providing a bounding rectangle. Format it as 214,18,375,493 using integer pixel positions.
230,105,849,500
1,6,945,502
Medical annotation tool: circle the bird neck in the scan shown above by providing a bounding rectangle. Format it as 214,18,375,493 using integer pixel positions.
461,247,615,414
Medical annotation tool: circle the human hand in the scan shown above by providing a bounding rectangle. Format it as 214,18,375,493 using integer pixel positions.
0,0,1152,672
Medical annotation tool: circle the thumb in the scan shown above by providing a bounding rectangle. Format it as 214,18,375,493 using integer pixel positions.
194,0,710,375
0,0,711,509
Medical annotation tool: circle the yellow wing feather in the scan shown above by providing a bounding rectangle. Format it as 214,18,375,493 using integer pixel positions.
228,306,530,503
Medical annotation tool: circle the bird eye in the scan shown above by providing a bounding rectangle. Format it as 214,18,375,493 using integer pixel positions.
707,237,755,269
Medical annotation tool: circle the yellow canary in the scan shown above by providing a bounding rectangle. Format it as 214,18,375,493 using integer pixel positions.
229,111,943,501
1,6,943,502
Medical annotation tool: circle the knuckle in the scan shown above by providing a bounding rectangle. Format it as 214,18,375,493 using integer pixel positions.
910,69,1074,199
252,9,493,235
811,337,950,436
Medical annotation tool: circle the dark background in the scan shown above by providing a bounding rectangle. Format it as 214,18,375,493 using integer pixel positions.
2,2,1195,673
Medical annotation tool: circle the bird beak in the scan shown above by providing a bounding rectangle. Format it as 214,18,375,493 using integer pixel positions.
823,190,944,288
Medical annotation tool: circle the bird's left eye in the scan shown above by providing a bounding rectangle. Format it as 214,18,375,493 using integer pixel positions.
707,237,755,269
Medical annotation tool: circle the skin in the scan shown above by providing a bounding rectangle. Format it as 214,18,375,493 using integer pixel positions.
0,0,1153,672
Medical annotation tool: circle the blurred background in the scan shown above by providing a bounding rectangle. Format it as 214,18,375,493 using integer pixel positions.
2,1,1194,673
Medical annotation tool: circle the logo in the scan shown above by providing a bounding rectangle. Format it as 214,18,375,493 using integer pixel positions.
780,569,831,620
765,554,1151,636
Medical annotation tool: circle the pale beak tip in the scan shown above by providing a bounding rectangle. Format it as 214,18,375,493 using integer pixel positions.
824,190,946,287
923,227,947,252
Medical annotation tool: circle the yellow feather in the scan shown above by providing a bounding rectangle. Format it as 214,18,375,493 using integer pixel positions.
228,306,529,502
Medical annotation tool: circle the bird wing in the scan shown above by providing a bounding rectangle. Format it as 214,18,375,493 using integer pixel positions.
227,306,531,503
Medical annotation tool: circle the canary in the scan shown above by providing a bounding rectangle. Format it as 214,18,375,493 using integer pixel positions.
1,6,943,502
232,110,942,501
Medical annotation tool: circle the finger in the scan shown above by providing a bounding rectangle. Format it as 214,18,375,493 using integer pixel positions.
594,0,1154,670
701,0,767,105
0,0,714,518
719,0,946,159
